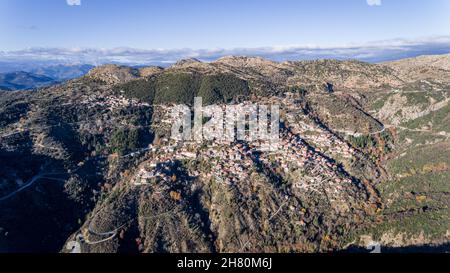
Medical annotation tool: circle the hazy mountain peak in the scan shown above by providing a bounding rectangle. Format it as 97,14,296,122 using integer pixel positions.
30,64,95,81
0,71,56,91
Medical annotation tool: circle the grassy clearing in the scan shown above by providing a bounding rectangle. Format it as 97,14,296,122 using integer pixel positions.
378,170,450,214
402,104,450,132
387,142,450,176
362,209,449,243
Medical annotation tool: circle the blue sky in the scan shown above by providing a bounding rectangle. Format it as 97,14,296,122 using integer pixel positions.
1,0,450,64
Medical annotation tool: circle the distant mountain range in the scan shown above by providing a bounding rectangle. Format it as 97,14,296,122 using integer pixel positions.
28,64,95,81
0,63,94,78
0,64,95,91
0,71,57,91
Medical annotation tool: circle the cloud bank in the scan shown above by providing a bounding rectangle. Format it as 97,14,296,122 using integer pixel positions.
1,36,450,68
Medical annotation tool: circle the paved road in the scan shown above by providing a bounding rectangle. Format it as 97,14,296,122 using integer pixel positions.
0,174,44,202
0,172,66,202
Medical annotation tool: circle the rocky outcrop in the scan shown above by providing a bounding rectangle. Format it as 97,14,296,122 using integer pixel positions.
87,64,140,85
138,66,164,77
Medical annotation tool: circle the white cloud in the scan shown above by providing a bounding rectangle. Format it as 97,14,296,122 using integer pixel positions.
1,36,450,66
367,0,381,6
66,0,81,6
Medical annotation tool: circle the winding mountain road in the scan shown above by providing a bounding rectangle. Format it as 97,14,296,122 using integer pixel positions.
0,172,66,202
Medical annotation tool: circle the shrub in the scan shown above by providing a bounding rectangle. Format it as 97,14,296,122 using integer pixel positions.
117,72,250,105
198,73,250,105
153,72,201,104
114,79,155,102
110,128,143,155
